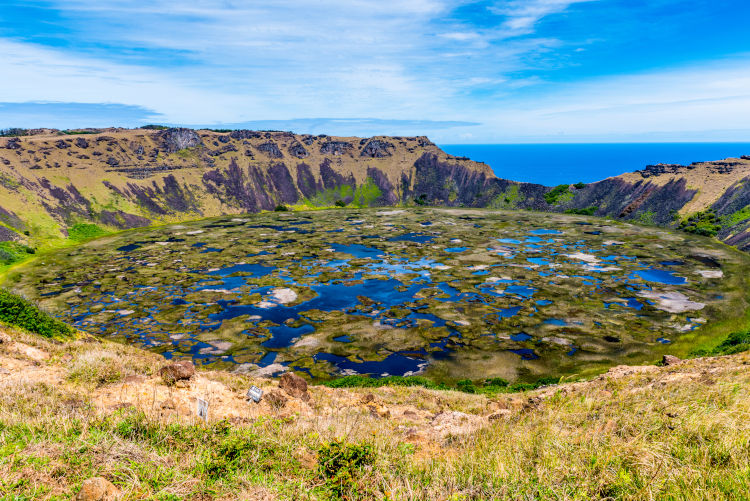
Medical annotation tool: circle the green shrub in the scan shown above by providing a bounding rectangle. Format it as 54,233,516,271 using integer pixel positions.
544,184,571,205
323,374,558,395
323,375,446,390
0,288,74,338
0,241,35,266
573,182,586,189
274,204,289,212
565,206,598,216
318,440,375,499
334,200,347,207
678,211,722,237
140,124,169,130
0,128,28,137
693,329,750,357
484,377,509,388
456,379,477,393
68,223,107,242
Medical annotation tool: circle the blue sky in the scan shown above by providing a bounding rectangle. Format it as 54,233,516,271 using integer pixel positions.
2,0,750,142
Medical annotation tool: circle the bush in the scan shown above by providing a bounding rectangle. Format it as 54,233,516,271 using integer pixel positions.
274,204,289,212
334,200,347,207
544,184,571,205
484,377,509,388
0,288,74,338
565,206,598,216
694,329,750,356
0,241,35,266
678,211,722,237
414,194,428,206
318,440,375,499
0,128,28,137
456,379,477,393
573,182,586,189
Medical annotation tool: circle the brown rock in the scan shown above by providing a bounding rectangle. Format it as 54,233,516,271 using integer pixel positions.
0,331,11,344
279,372,310,402
367,403,391,419
159,360,195,385
360,393,375,404
662,355,682,366
76,477,120,501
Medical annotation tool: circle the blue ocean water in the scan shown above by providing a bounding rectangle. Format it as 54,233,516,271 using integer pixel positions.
438,143,750,186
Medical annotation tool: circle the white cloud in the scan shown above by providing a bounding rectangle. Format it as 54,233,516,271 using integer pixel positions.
490,0,598,36
2,0,748,142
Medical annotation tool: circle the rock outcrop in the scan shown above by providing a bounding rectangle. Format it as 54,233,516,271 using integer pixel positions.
158,128,202,153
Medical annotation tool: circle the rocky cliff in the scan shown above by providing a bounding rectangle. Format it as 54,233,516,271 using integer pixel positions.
0,127,748,251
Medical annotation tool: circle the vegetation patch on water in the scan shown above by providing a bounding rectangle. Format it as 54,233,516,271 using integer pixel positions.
5,207,750,383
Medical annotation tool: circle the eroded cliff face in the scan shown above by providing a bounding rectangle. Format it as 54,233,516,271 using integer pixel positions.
0,128,493,244
0,128,748,251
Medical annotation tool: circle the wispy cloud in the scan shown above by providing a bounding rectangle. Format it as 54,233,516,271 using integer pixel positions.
1,0,749,142
490,0,597,35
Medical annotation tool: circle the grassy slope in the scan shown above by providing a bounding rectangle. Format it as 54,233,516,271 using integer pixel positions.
1,323,749,500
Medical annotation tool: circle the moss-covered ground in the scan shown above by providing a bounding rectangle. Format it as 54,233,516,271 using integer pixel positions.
4,208,749,385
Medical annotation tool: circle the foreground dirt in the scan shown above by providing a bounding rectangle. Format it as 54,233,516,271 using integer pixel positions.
2,325,748,450
2,324,750,499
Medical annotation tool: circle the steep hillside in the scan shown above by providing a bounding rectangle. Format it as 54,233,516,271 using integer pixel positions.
1,128,748,252
0,128,504,248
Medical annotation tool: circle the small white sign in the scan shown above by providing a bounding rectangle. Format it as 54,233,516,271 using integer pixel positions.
196,398,208,421
247,385,263,403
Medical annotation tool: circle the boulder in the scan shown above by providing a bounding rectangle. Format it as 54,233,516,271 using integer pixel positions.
662,354,682,366
279,372,310,402
159,360,195,384
76,477,120,501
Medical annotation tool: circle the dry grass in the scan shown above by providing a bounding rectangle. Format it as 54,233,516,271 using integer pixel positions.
1,323,750,500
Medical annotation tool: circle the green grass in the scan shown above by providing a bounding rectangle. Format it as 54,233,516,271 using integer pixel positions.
67,223,108,242
0,288,74,338
0,241,35,267
722,205,750,227
322,374,560,395
692,328,750,357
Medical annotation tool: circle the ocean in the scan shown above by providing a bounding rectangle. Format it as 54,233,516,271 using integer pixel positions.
438,143,750,186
